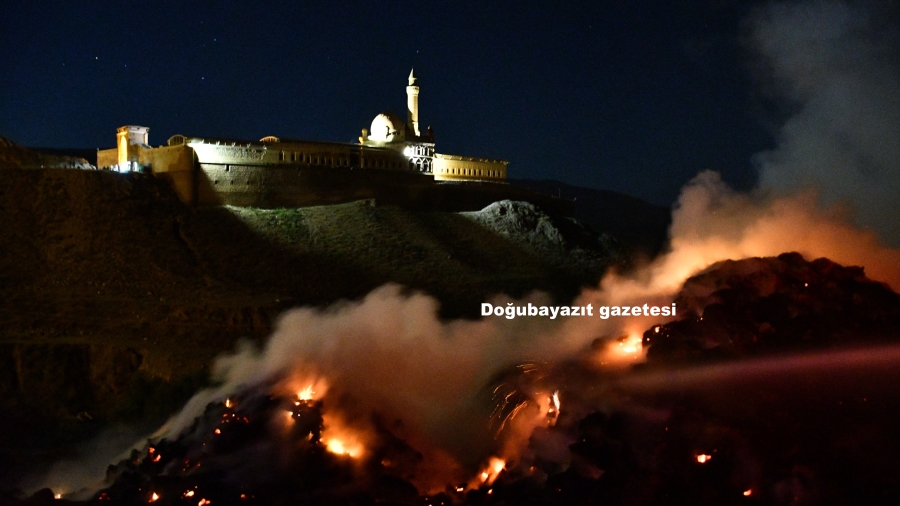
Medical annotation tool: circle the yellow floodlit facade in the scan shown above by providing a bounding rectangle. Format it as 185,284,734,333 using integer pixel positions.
97,71,507,207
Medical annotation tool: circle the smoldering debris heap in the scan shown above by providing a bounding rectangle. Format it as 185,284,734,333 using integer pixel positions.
643,252,900,363
45,385,437,506
11,253,900,505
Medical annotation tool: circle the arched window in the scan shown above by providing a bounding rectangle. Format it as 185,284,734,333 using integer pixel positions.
167,134,187,146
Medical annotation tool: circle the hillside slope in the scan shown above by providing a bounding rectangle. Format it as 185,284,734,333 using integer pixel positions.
0,168,621,427
511,178,671,255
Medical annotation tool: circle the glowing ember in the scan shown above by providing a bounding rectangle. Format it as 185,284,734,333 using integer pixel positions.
602,332,646,364
198,499,211,506
184,490,195,498
214,428,221,435
743,489,752,496
54,494,61,500
149,492,159,502
478,457,506,486
298,385,316,401
224,398,232,408
324,438,363,458
550,390,560,414
618,334,642,355
696,454,712,463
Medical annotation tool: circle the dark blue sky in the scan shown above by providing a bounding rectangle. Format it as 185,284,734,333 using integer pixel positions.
0,0,775,206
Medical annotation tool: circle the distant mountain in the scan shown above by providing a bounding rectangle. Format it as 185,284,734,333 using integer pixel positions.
510,179,671,256
0,137,92,169
28,147,98,166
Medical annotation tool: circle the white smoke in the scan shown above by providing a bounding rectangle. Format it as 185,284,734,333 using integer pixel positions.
749,0,900,246
23,1,900,499
156,286,593,469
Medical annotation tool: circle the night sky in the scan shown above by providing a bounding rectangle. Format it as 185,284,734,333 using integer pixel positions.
0,1,859,207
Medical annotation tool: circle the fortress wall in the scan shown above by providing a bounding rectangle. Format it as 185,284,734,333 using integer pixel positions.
190,162,570,214
95,134,526,212
97,148,117,169
433,154,507,182
194,163,436,208
188,140,408,172
144,145,196,204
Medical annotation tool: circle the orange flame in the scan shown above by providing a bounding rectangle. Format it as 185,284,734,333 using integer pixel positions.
476,457,505,487
696,454,712,463
598,332,646,366
149,492,159,503
320,412,366,458
324,437,363,458
298,385,316,401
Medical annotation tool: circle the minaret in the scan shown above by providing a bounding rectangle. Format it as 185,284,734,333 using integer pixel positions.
406,68,420,137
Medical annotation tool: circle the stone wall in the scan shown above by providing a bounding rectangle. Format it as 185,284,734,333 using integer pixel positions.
433,153,507,182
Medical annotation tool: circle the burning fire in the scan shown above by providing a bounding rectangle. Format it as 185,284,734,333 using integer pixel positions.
324,437,363,458
298,385,316,401
595,330,648,366
149,492,159,502
548,390,560,420
612,333,644,360
321,413,365,458
282,377,328,405
696,454,712,464
477,457,506,486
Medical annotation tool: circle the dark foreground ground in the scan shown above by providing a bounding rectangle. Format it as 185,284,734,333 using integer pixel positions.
6,253,900,505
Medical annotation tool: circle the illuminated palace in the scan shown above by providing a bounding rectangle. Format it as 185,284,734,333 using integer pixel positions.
97,70,508,208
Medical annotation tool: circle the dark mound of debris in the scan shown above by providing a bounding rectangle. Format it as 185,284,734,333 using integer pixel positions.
43,387,440,506
643,252,900,363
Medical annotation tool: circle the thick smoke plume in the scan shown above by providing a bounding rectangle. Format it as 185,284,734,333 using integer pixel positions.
25,1,900,500
749,0,900,246
154,285,597,490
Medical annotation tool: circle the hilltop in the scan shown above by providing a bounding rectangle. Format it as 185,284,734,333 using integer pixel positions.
0,164,630,477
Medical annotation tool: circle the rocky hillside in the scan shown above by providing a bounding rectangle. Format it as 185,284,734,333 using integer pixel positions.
511,179,671,256
0,165,623,482
0,136,91,169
